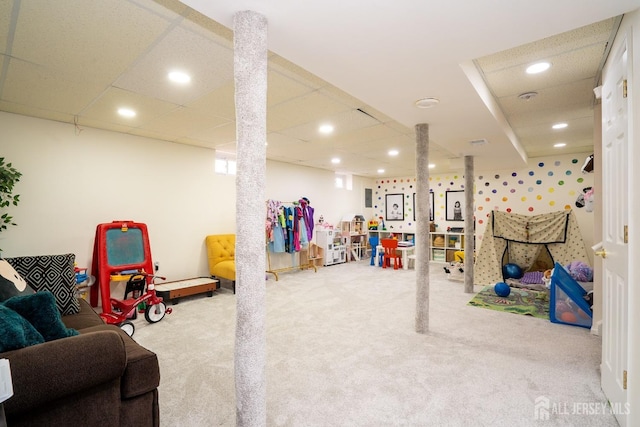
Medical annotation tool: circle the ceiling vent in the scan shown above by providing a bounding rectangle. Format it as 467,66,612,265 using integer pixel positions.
469,138,489,146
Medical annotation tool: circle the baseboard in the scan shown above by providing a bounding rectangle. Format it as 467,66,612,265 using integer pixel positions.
591,320,602,336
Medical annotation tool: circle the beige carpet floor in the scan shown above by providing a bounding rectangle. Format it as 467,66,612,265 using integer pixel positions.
133,261,616,427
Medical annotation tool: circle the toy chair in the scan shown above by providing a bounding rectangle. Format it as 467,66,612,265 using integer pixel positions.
206,234,236,293
381,238,402,270
368,236,384,266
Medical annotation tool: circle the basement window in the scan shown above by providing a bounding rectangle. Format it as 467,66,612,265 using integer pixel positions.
335,173,353,190
215,152,236,175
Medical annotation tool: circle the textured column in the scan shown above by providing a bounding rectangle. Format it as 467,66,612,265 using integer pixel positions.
464,155,475,293
233,10,267,427
415,123,430,333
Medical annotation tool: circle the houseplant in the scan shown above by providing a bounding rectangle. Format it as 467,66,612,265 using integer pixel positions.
0,157,22,248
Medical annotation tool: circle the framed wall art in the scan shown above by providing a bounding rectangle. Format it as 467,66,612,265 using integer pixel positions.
413,192,435,221
445,190,465,221
385,193,404,221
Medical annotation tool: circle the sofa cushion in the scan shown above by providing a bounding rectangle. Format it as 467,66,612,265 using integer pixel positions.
4,291,79,342
0,304,44,352
62,298,106,331
0,259,35,302
80,324,161,398
6,254,80,315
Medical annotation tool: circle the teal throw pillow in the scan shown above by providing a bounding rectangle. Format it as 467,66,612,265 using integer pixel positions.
4,291,79,342
0,304,44,352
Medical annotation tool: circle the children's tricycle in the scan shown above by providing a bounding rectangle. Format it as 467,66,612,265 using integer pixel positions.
99,271,172,336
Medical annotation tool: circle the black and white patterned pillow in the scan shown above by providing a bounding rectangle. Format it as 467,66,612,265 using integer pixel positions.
6,254,80,315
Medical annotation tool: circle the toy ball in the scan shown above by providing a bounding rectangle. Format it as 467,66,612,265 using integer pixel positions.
560,311,577,323
494,282,511,297
502,263,523,279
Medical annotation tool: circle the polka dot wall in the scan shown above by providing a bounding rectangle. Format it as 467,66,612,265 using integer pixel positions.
373,153,594,244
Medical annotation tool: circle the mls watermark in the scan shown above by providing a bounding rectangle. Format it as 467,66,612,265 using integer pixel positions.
534,395,630,420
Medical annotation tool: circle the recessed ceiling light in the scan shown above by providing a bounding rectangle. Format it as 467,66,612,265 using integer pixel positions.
554,143,567,148
388,149,399,156
414,97,440,109
319,124,334,134
552,123,568,129
168,71,191,84
117,107,136,118
331,157,340,164
428,164,435,169
377,169,385,174
526,62,550,74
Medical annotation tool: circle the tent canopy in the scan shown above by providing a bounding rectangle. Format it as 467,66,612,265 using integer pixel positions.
474,210,590,285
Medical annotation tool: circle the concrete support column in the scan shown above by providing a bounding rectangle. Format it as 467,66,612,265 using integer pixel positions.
233,10,267,427
415,123,430,333
464,155,475,293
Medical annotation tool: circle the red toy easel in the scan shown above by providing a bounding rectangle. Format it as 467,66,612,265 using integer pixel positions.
90,220,154,314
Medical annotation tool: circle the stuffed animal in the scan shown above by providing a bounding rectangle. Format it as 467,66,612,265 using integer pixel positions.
565,260,593,282
0,259,34,301
542,269,553,288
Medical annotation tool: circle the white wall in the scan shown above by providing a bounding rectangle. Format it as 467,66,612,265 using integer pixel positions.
374,152,595,262
0,112,374,280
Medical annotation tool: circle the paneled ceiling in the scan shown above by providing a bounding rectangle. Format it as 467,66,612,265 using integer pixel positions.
0,0,635,177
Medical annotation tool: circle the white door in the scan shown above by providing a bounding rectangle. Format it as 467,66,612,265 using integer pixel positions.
600,36,629,426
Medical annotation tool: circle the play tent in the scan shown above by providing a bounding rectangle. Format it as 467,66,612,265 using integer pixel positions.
474,210,590,285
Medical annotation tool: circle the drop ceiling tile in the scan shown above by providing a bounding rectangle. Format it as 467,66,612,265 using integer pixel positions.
330,123,403,146
182,8,233,48
476,18,615,73
268,91,351,132
499,79,595,120
114,25,234,105
279,108,380,142
268,54,326,90
80,87,179,127
142,106,231,138
12,0,171,83
185,81,236,120
512,112,594,137
268,70,315,106
484,44,605,98
3,59,108,114
0,1,13,53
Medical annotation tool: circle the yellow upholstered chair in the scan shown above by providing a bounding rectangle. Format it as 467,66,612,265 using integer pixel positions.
206,234,236,293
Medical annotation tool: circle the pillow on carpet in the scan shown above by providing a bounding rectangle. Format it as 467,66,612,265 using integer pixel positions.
4,291,79,342
0,304,45,352
520,271,544,285
0,259,35,302
6,254,80,315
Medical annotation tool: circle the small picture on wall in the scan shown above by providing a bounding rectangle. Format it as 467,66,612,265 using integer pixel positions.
446,190,465,221
385,193,404,221
413,192,435,221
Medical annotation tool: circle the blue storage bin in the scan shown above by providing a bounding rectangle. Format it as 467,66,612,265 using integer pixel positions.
549,262,592,329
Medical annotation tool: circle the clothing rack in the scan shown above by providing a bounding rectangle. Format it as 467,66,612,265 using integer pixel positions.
265,199,319,281
265,244,318,281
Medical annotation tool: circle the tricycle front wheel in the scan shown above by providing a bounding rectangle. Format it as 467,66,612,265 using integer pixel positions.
144,302,166,323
